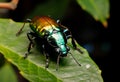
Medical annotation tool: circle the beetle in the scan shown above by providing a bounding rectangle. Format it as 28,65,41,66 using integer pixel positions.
16,16,83,70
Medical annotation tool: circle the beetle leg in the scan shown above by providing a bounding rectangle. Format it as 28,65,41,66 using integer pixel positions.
58,23,83,54
24,32,35,59
42,45,49,69
56,54,61,71
56,19,61,23
63,29,72,39
71,38,83,54
45,54,49,68
16,19,32,36
58,23,73,39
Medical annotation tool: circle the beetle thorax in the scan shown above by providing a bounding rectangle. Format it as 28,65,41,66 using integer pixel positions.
47,30,68,56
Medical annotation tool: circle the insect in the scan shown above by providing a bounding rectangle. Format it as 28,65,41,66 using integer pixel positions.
16,16,83,70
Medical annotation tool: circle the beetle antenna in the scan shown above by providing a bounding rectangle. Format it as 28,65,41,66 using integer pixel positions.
16,18,31,36
56,54,61,71
69,52,81,66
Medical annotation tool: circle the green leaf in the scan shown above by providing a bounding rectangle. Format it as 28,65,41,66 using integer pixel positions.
0,63,18,82
76,0,110,27
0,18,103,82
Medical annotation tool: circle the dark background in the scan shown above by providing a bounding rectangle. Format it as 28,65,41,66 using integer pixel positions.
1,0,118,82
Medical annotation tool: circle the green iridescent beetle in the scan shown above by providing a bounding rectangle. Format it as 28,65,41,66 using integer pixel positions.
16,16,83,70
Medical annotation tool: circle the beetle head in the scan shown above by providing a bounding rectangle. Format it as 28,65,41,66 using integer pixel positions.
55,46,70,57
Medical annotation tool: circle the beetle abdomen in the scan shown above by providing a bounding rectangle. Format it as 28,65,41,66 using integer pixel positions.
30,16,60,38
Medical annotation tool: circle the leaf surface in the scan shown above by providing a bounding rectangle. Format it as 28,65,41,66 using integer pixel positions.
0,18,103,82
